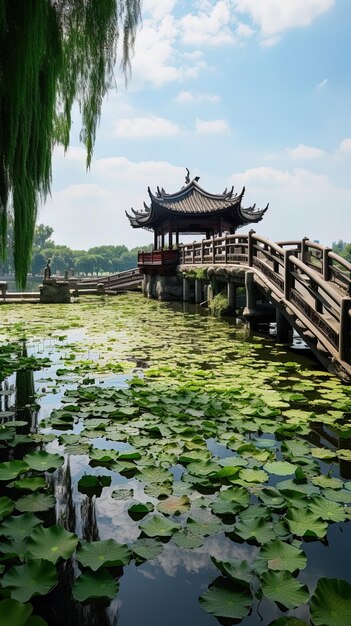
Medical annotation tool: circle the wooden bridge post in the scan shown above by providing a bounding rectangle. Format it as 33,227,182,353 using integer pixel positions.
323,247,331,281
301,237,308,263
212,235,215,264
284,250,293,301
248,230,255,266
339,297,351,362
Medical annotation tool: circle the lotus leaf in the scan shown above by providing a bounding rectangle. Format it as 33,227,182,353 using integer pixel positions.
137,466,173,484
211,557,253,587
111,488,134,500
0,538,30,561
258,488,286,508
157,495,190,516
10,477,47,492
210,486,250,516
199,579,252,619
73,569,119,602
0,512,41,539
27,525,78,563
264,461,297,476
323,488,351,503
139,515,180,538
234,516,276,544
128,502,154,518
238,468,269,484
2,559,58,602
23,451,64,472
312,475,344,489
0,496,14,519
144,482,173,498
310,578,351,626
261,570,309,609
258,540,307,572
172,529,204,549
308,496,347,522
0,461,29,481
285,508,328,538
311,447,336,460
187,510,222,536
0,598,33,626
15,493,56,513
131,538,164,561
76,539,131,570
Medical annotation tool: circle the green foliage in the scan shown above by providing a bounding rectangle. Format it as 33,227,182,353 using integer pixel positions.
0,0,141,286
209,293,230,316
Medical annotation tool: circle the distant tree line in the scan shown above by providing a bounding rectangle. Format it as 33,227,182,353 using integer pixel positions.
0,218,151,276
332,240,351,263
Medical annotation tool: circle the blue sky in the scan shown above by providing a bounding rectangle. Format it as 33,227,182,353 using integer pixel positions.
41,0,351,250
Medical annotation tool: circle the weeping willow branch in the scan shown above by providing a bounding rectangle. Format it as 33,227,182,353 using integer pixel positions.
0,0,141,288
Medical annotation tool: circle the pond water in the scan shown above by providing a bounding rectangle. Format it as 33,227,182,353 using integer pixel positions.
0,294,351,626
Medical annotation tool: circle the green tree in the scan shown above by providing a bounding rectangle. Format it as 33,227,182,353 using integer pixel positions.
33,224,54,249
0,0,141,287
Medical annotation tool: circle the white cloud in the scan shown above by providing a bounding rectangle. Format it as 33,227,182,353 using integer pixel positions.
143,0,177,21
227,165,351,246
317,78,328,89
236,22,255,37
235,0,335,41
196,118,230,134
176,90,220,103
338,138,351,154
181,1,238,46
42,155,185,249
287,143,326,159
114,116,181,139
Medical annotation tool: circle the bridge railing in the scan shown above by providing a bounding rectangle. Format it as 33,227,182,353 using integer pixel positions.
179,232,351,362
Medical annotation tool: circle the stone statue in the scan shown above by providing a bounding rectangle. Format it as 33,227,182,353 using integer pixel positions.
44,259,51,280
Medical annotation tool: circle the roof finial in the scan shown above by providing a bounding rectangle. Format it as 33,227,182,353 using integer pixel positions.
185,168,190,184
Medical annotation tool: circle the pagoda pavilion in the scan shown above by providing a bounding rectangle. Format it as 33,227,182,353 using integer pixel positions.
126,174,268,250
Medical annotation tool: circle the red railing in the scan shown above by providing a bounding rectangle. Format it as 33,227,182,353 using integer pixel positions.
138,249,180,266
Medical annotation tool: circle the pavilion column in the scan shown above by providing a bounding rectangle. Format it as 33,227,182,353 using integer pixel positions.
153,230,157,250
161,228,165,250
168,229,173,249
175,230,179,248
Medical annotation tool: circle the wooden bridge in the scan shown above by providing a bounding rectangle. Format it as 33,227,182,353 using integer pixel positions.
178,232,351,381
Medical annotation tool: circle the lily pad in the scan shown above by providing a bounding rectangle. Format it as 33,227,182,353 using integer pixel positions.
73,569,118,602
234,516,276,544
310,578,351,626
2,559,58,602
238,468,269,484
264,461,297,476
131,538,164,561
199,579,252,620
211,558,253,588
187,511,222,536
285,508,328,538
261,570,309,609
111,488,133,500
257,540,307,572
15,493,56,513
0,496,14,519
157,495,190,516
0,461,29,481
308,496,347,523
173,529,204,549
10,477,47,492
0,598,33,626
139,515,180,538
27,525,78,563
0,512,41,539
76,539,131,571
128,502,154,519
23,451,64,472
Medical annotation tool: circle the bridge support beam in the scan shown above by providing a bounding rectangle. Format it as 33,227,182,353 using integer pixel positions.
276,308,293,344
227,281,236,310
183,277,190,302
195,279,202,304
